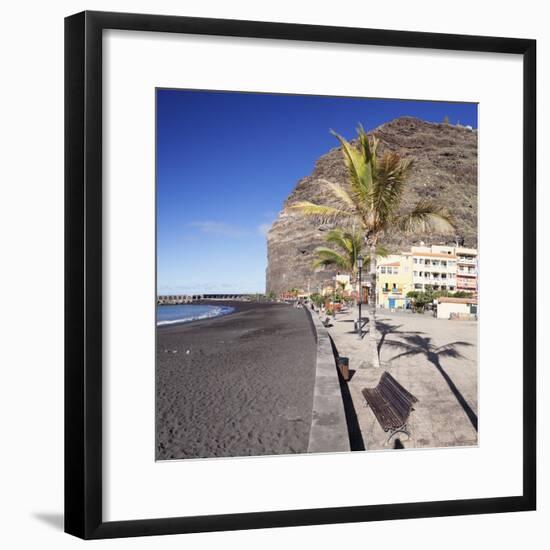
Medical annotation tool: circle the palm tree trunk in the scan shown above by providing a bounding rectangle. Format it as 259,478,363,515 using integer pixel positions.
366,242,381,368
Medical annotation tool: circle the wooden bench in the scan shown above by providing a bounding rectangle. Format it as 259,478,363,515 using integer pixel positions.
362,372,418,446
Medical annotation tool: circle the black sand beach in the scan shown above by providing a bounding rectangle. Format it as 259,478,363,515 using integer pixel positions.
156,302,317,460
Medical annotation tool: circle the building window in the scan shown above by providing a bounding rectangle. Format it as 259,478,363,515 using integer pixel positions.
380,267,386,274
413,271,418,277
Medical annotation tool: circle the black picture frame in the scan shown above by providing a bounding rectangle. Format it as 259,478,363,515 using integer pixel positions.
65,10,537,540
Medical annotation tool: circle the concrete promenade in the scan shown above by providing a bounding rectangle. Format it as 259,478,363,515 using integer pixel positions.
322,307,478,450
306,311,351,454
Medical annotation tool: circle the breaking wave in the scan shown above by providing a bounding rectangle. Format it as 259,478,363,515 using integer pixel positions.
157,304,235,326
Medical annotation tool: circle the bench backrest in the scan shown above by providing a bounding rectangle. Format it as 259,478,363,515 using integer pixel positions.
378,372,418,421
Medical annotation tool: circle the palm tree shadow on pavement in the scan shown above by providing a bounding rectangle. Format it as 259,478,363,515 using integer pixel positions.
375,318,425,355
384,334,477,432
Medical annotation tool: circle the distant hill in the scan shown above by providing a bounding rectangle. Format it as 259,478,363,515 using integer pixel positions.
266,117,478,295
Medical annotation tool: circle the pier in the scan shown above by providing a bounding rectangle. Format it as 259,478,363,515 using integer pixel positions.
157,294,251,305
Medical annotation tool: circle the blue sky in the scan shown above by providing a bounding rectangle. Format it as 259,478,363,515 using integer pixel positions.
156,90,477,295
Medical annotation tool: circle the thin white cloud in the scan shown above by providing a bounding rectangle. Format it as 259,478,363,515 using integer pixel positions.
187,221,248,238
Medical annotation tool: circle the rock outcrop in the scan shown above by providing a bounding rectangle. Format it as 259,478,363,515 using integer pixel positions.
266,117,477,295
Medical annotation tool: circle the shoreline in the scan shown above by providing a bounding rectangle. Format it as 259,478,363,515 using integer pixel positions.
156,300,288,331
156,301,241,328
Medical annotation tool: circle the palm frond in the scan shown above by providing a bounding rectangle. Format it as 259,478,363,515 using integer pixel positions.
287,201,353,222
321,180,358,212
357,124,377,168
396,200,455,234
325,228,353,252
312,247,349,270
330,130,371,203
375,244,390,257
370,152,413,230
314,227,367,274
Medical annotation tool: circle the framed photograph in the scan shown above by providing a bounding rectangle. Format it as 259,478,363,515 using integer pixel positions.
65,10,536,539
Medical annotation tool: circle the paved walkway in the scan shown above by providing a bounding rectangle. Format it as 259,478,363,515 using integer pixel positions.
321,307,478,451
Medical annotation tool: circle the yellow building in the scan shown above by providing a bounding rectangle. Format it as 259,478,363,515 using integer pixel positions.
375,243,478,310
376,254,413,309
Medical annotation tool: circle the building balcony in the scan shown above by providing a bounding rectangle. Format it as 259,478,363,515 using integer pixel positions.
419,265,453,272
413,276,456,285
457,282,477,289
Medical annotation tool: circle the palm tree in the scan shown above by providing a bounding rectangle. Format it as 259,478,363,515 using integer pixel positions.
313,228,387,298
288,126,455,367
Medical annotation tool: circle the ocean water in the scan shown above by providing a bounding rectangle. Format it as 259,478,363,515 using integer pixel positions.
156,304,235,326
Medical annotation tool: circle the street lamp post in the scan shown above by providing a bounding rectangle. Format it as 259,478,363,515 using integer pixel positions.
357,255,363,338
333,272,337,319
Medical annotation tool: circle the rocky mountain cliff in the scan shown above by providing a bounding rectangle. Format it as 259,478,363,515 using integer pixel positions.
266,117,478,295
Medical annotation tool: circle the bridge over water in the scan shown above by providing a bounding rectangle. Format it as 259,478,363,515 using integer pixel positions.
157,294,251,305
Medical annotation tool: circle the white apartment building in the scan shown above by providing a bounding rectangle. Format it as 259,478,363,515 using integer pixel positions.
455,247,478,294
411,244,457,292
409,243,477,294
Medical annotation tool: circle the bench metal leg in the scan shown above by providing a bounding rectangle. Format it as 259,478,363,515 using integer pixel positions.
385,424,411,446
